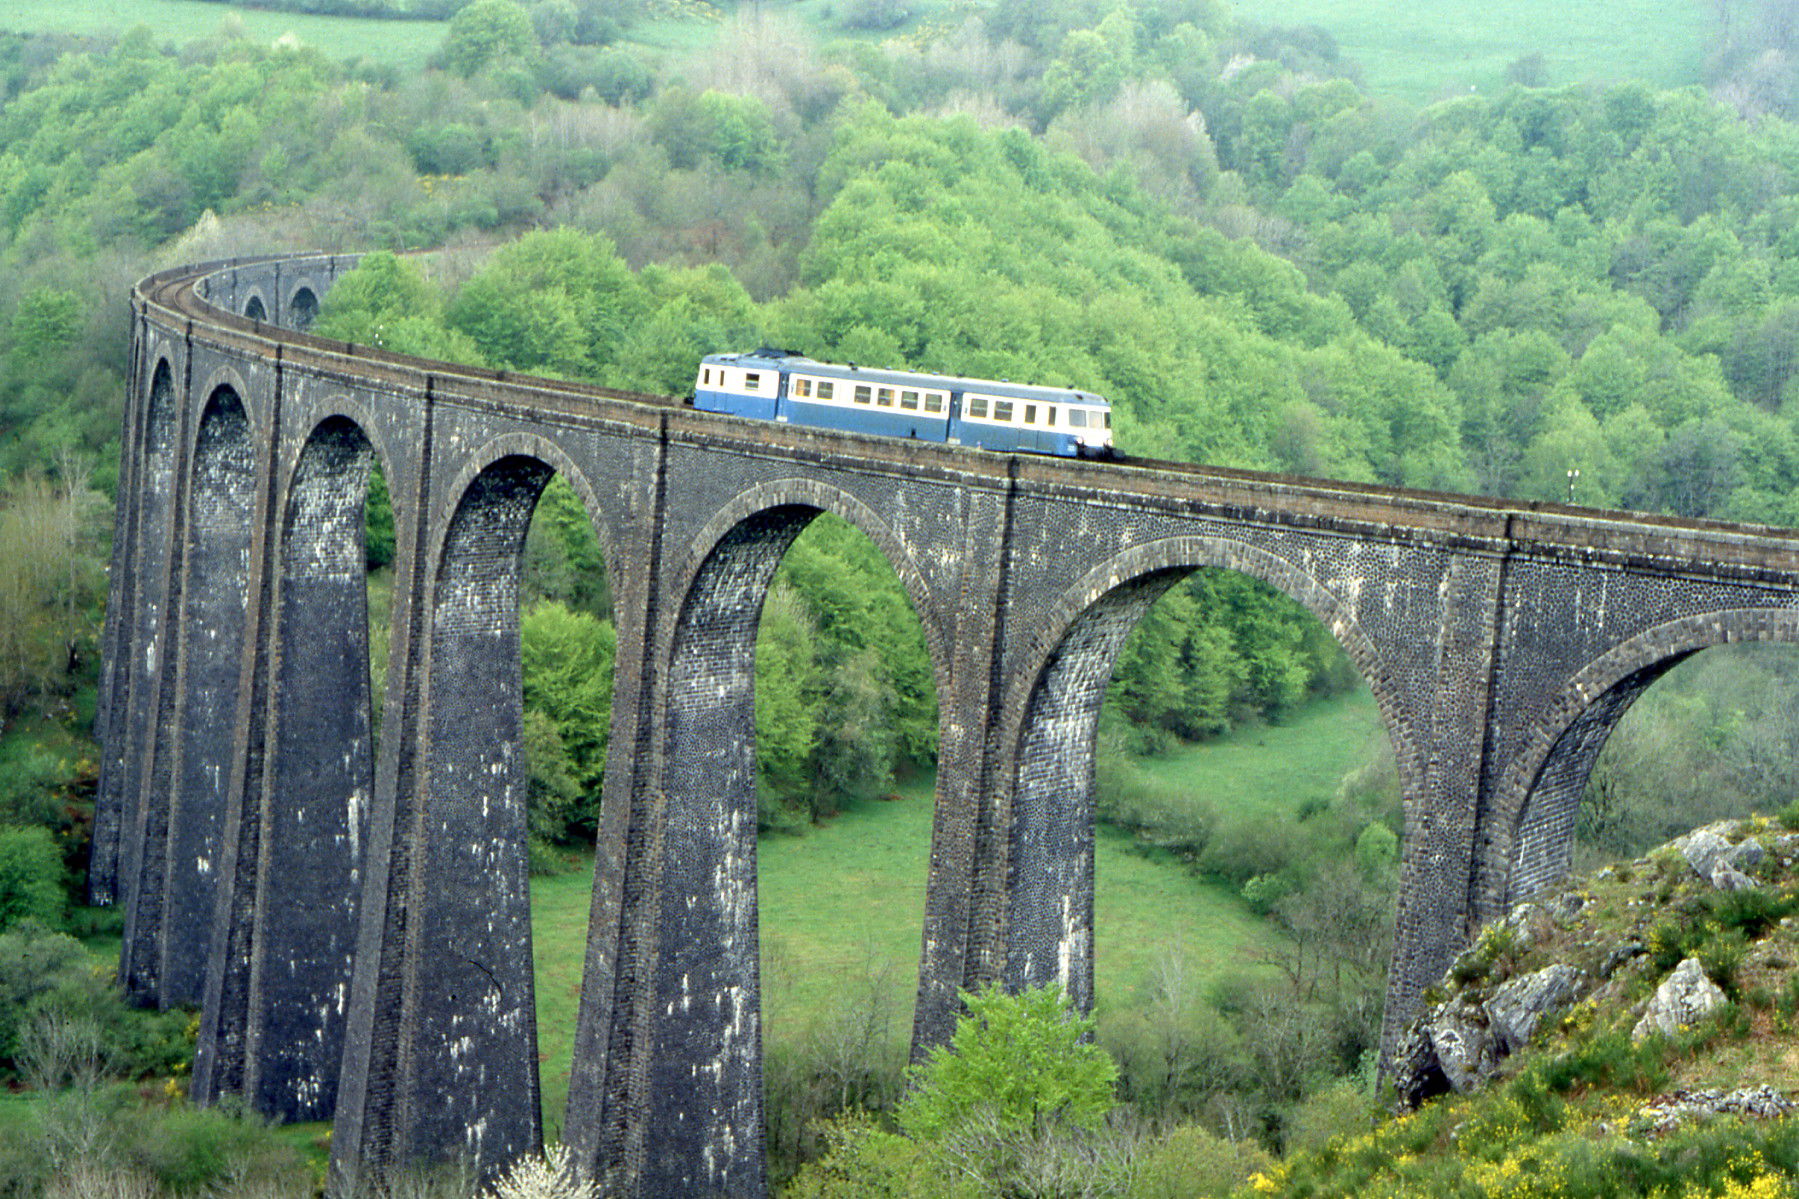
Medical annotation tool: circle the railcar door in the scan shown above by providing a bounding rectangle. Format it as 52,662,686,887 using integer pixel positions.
773,369,792,422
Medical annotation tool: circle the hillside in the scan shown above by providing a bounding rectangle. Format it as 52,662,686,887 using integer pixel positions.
1258,814,1799,1198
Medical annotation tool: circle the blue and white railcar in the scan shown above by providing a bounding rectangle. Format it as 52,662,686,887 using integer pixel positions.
693,349,1114,458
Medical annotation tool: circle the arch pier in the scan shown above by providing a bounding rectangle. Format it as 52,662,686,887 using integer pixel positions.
98,256,1799,1195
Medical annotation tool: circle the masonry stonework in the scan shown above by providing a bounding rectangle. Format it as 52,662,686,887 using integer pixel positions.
97,256,1799,1195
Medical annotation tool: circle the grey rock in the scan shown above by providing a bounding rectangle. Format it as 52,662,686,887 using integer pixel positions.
1636,1086,1796,1134
1710,861,1756,892
1601,940,1645,977
1632,958,1727,1042
1725,836,1766,872
1428,1004,1499,1093
1547,889,1589,924
1486,964,1586,1053
1674,827,1734,879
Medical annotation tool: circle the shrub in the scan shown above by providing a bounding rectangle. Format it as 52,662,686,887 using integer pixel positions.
114,1099,310,1195
1779,797,1799,831
1281,1079,1373,1156
899,985,1117,1144
783,1114,963,1199
481,1143,596,1198
0,826,64,932
1128,1123,1271,1199
0,920,90,1070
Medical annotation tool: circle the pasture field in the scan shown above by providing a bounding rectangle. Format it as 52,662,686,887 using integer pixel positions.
530,785,1286,1129
0,1,448,69
1112,685,1386,824
1266,0,1713,103
530,688,1384,1126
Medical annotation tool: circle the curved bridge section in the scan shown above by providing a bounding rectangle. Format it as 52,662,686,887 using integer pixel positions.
96,255,1799,1193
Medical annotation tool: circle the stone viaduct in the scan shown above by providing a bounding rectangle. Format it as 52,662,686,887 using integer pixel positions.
93,253,1799,1194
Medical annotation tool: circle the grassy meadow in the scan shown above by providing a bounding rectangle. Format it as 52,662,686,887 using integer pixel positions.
1114,686,1385,824
529,687,1387,1130
0,0,1717,98
0,1,448,69
1265,0,1712,102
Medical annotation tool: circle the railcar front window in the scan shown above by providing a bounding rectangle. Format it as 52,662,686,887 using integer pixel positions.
1067,409,1087,428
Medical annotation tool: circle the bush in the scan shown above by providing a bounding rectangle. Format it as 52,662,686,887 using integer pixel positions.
898,985,1117,1143
784,1114,964,1199
1128,1123,1271,1198
1281,1079,1373,1155
108,1099,309,1195
0,826,64,931
0,920,90,1070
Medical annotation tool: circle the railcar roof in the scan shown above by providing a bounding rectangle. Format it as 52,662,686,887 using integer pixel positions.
702,351,1109,407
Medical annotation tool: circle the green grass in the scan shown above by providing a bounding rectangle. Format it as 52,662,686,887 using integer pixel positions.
529,861,593,1138
1116,687,1386,823
524,690,1364,1127
1264,0,1713,103
0,0,449,69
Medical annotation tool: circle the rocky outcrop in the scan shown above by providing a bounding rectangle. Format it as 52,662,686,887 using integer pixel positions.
1631,957,1727,1042
1673,824,1766,887
1393,963,1587,1105
1634,1086,1796,1135
1487,963,1585,1052
1395,817,1799,1112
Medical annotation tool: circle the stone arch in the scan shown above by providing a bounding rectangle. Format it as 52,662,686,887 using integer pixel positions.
277,395,398,501
434,432,622,590
244,293,268,323
997,534,1413,1006
663,477,952,696
289,284,320,331
192,364,255,440
1483,607,1799,914
122,382,259,1003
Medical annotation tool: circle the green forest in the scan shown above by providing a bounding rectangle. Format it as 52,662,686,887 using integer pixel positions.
6,0,1799,1193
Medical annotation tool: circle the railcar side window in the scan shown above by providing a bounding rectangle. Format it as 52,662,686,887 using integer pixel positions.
795,378,811,398
925,392,944,414
1045,407,1056,426
818,381,834,400
993,400,1014,422
967,396,988,418
746,372,762,391
877,387,895,407
900,390,919,410
855,385,872,404
1024,404,1037,424
702,368,712,385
